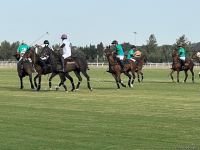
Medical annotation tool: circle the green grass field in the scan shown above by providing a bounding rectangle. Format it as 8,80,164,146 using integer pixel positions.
0,67,200,150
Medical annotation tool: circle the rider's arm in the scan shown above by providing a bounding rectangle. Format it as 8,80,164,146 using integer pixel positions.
60,43,65,48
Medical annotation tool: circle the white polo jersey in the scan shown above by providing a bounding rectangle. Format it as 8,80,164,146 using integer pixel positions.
62,39,71,59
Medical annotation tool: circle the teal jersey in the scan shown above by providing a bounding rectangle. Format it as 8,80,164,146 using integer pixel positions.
178,47,186,57
17,44,30,54
115,44,124,56
127,49,135,59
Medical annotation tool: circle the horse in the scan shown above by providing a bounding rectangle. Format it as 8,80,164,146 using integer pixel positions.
134,55,147,82
192,51,200,77
40,46,92,91
104,47,136,89
170,50,194,83
14,53,35,89
23,47,75,91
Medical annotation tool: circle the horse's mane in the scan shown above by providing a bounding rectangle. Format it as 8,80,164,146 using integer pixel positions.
43,47,62,63
13,54,20,61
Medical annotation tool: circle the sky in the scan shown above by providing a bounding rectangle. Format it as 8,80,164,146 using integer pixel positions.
0,0,200,46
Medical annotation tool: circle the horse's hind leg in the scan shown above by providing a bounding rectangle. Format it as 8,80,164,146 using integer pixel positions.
82,70,92,91
29,74,34,89
59,73,67,92
65,73,75,91
140,71,144,82
74,70,82,90
131,72,136,86
118,74,126,88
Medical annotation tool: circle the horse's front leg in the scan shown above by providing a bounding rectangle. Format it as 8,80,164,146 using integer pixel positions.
49,73,57,90
58,73,68,92
170,70,175,82
184,70,188,83
118,74,126,88
177,71,180,83
112,73,120,89
124,72,132,88
65,73,75,91
37,75,41,91
20,76,23,89
29,74,34,89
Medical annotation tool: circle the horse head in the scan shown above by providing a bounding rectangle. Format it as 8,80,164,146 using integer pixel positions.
13,53,20,61
141,54,148,64
104,46,116,64
172,50,179,62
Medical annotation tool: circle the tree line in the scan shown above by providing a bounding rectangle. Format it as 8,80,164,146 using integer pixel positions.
0,34,199,62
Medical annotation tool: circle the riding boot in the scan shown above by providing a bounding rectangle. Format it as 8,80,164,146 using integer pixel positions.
120,60,125,72
18,60,24,76
181,60,185,70
40,60,47,74
61,57,66,72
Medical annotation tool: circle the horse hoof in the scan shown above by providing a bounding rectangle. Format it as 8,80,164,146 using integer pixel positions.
130,84,133,88
76,88,79,91
71,89,75,92
49,88,52,91
90,88,93,91
55,86,59,91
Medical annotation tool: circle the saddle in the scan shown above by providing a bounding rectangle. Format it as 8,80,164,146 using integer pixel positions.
65,56,76,64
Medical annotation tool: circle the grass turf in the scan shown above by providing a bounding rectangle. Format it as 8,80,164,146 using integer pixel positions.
0,67,200,150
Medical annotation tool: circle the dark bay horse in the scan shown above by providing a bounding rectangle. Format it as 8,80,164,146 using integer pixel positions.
40,46,92,91
14,54,34,89
105,47,136,89
170,51,194,83
23,48,74,91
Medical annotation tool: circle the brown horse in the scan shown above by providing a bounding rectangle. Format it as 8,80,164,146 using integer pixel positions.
14,54,35,89
23,47,74,91
170,50,194,83
105,47,136,89
134,55,147,82
191,51,200,78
